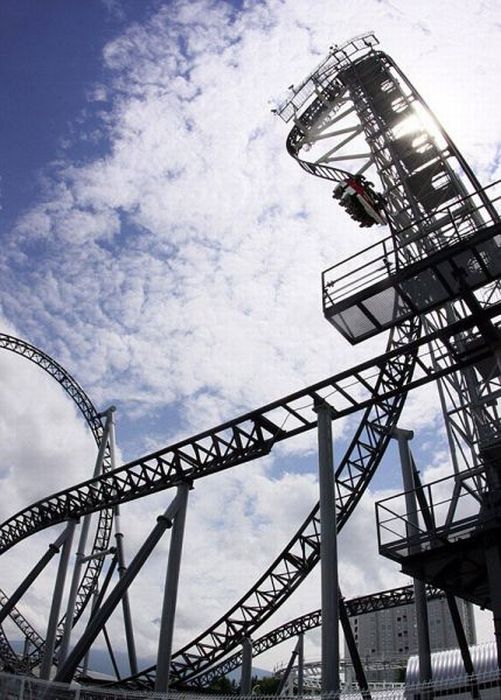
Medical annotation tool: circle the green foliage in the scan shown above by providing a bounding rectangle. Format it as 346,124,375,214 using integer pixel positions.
206,675,239,694
251,675,281,695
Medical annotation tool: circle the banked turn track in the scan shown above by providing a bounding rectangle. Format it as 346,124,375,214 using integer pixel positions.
185,583,445,691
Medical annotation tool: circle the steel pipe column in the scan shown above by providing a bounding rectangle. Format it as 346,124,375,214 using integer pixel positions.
59,407,115,665
154,481,190,692
0,529,69,628
393,428,432,687
445,593,479,698
297,632,304,697
240,637,253,696
54,489,185,683
40,519,77,680
315,400,340,695
109,411,138,676
339,595,371,699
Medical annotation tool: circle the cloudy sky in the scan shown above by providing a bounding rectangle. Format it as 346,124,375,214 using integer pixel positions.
1,0,500,677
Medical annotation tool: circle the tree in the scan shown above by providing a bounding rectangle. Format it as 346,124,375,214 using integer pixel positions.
252,675,281,695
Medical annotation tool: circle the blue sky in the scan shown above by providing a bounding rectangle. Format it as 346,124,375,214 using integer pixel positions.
0,0,500,673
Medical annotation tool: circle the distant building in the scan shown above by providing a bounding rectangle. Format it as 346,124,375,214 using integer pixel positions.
345,597,476,683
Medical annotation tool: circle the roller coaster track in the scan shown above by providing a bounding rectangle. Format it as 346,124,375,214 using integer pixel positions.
3,296,499,685
0,334,114,666
123,39,501,691
5,305,501,558
113,298,501,689
184,583,445,690
2,35,499,689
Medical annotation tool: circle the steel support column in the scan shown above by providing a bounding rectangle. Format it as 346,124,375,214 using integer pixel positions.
154,481,190,692
54,489,185,683
339,595,371,699
82,587,100,677
393,428,432,687
0,528,68,628
240,637,253,696
479,440,501,669
276,637,301,696
297,632,304,697
109,411,138,676
445,593,479,698
40,519,77,680
22,638,31,660
485,538,501,670
59,407,115,665
315,400,340,695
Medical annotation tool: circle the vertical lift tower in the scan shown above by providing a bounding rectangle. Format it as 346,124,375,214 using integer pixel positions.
276,34,501,666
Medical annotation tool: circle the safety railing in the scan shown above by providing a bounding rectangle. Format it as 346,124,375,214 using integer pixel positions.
274,33,378,123
322,180,501,312
1,670,501,700
375,466,491,563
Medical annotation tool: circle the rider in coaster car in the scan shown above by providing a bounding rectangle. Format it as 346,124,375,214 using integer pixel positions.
333,173,386,227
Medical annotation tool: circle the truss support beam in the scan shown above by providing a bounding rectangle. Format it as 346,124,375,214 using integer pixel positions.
393,427,432,687
316,400,340,695
0,528,68,629
40,519,77,680
54,489,185,683
240,637,253,696
155,482,190,693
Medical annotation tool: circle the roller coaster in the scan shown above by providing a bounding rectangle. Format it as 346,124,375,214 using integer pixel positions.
1,33,501,699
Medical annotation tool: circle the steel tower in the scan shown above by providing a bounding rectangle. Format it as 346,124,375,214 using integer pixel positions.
276,32,501,671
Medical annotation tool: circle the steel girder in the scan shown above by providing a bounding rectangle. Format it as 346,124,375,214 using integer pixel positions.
182,584,444,690
2,301,500,558
2,303,500,686
99,299,500,690
0,334,114,666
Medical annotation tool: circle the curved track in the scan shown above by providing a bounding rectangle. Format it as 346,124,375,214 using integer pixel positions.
186,584,445,690
123,39,499,689
0,334,114,666
1,36,498,689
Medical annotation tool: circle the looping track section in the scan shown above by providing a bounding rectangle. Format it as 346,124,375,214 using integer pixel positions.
0,334,114,667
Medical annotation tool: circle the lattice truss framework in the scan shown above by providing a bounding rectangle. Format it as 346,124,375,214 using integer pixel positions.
1,33,501,690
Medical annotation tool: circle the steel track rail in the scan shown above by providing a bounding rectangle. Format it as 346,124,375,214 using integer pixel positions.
115,315,419,688
127,44,501,690
2,304,499,559
185,584,445,690
111,304,500,690
0,335,114,662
